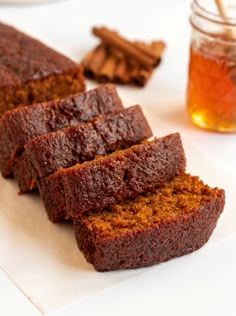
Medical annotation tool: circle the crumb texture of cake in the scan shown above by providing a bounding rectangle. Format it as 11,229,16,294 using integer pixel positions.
15,104,152,193
36,105,153,222
0,84,123,177
74,173,225,271
58,132,186,218
0,22,85,117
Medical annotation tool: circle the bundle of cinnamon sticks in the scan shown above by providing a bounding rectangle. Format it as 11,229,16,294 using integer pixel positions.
81,27,166,87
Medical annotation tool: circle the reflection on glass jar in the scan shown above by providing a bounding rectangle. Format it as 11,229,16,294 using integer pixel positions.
187,0,236,132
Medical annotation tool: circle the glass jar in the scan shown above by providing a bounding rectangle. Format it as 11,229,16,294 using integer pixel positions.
187,0,236,132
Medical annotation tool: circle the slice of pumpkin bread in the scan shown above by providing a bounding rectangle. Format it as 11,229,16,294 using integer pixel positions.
44,133,186,220
74,173,225,271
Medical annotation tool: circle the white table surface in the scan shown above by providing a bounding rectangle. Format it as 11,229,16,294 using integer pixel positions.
0,0,236,315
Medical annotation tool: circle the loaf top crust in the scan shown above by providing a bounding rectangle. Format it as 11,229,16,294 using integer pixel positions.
0,22,80,88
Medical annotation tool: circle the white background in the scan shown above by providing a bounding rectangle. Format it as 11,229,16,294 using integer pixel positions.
0,0,236,315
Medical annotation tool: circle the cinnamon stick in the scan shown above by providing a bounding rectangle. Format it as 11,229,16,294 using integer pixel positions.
151,41,166,57
81,29,166,87
135,41,165,60
114,59,130,84
97,52,118,83
81,44,108,78
130,41,166,86
109,46,126,60
92,26,159,68
129,68,147,86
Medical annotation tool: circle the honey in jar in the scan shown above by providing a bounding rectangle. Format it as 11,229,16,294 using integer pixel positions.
187,0,236,132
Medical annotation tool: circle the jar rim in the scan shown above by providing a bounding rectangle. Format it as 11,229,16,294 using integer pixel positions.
192,0,236,27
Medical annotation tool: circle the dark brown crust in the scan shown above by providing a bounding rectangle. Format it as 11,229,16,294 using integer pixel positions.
14,105,152,193
74,175,225,272
0,84,123,177
60,133,186,217
0,22,85,116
